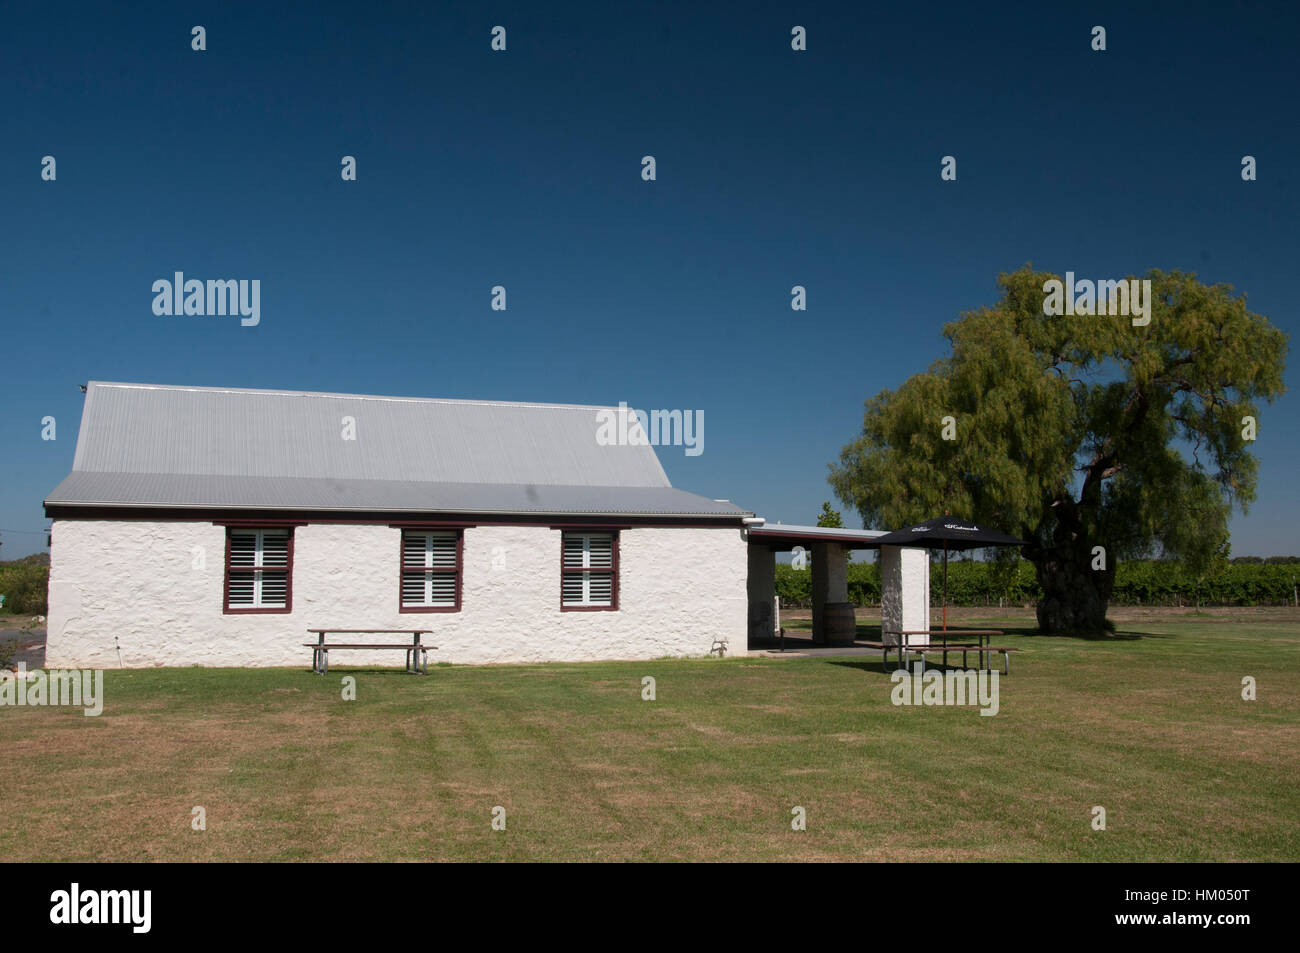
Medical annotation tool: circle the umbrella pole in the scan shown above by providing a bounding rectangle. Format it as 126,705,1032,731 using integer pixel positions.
942,542,948,632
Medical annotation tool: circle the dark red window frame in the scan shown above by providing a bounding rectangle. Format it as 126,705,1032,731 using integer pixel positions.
559,530,619,612
222,526,295,615
398,528,464,613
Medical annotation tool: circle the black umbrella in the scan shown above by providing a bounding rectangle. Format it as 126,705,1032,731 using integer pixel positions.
871,515,1028,630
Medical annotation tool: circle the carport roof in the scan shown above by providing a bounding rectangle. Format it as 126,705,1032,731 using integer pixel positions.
747,524,889,549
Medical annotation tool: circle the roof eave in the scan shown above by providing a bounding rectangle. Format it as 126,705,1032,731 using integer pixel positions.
44,499,753,521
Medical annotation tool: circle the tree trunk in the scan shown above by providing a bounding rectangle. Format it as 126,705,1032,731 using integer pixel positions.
1032,545,1115,636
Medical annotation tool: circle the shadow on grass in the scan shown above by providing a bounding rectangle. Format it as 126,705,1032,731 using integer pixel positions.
302,667,442,676
826,658,1008,678
1016,629,1159,642
825,659,893,678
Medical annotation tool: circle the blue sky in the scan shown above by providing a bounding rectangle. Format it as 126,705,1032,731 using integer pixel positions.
1,1,1296,559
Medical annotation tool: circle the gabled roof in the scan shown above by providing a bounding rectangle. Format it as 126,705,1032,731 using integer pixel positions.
45,382,750,519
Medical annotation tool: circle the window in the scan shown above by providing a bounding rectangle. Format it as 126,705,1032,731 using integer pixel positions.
401,530,462,611
225,528,292,612
561,532,618,610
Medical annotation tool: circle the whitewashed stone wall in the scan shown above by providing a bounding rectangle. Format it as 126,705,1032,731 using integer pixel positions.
45,520,748,668
879,545,931,644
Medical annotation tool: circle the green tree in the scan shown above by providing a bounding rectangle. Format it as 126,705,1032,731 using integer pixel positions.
986,549,1021,607
829,266,1288,635
816,501,844,528
1183,537,1232,609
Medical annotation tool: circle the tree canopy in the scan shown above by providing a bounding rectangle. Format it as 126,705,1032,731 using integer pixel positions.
816,501,844,528
829,266,1288,633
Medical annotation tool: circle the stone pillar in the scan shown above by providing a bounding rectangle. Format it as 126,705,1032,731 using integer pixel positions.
810,542,848,643
880,545,930,645
746,543,776,648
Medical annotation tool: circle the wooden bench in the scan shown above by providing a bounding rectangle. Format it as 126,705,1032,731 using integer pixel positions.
304,629,436,675
876,629,1020,675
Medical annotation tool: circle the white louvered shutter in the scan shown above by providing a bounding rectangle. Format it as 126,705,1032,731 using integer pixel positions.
227,529,290,609
259,532,289,607
562,533,615,607
228,532,257,607
402,531,459,608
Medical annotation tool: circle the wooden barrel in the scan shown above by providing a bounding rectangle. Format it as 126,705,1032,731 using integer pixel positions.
822,602,857,645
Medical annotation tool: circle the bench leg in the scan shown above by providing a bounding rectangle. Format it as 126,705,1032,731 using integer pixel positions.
321,649,328,675
1004,651,1010,676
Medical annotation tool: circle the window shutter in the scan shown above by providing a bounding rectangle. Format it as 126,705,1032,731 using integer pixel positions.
561,532,617,608
261,533,289,566
563,534,587,569
257,531,289,608
586,534,613,569
401,530,461,609
228,532,257,606
225,529,291,611
230,532,257,565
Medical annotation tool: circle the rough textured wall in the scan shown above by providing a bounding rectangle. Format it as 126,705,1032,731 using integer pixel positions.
45,520,747,668
879,545,931,645
903,547,932,639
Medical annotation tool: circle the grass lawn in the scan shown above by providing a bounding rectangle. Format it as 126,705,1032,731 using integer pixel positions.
2,609,1297,861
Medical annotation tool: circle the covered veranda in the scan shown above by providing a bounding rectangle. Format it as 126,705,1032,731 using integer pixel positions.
744,523,931,649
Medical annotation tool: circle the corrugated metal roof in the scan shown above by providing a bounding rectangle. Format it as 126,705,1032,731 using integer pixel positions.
45,471,749,517
47,382,748,518
747,524,888,547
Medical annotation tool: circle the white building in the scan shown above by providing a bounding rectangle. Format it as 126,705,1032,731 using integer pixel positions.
43,382,927,668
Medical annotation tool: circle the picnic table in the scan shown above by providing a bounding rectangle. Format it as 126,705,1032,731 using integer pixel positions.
880,629,1016,674
304,629,436,675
